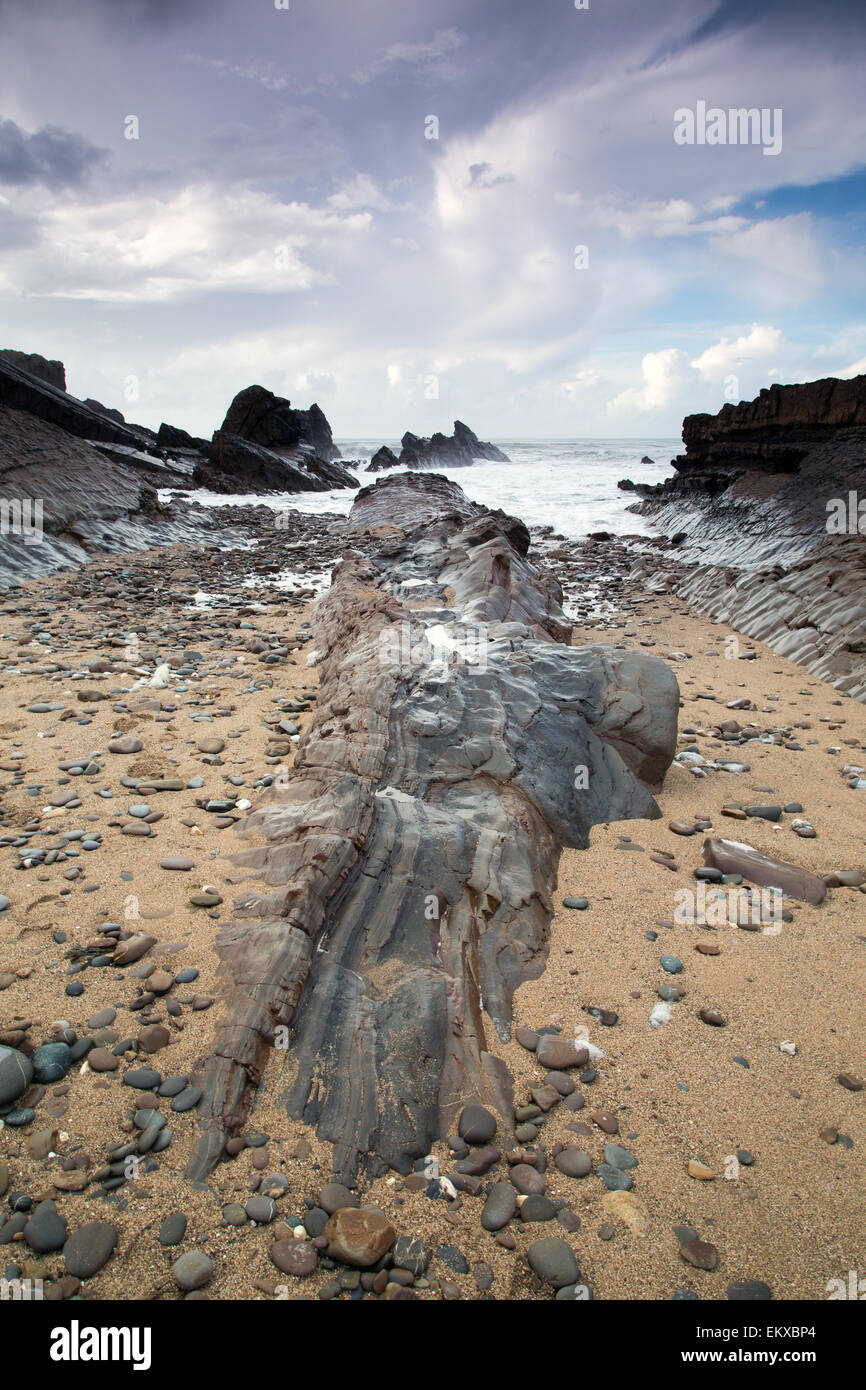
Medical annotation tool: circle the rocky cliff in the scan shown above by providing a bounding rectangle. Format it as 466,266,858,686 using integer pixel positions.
619,373,866,698
0,352,359,584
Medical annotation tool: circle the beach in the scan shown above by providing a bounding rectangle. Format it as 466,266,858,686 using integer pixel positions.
1,527,862,1301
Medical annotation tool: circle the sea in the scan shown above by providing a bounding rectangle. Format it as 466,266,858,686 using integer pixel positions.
182,439,680,541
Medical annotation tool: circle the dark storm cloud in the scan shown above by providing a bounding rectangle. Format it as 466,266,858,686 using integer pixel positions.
0,119,107,188
0,0,215,19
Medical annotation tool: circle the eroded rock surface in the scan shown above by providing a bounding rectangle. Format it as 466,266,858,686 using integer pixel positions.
187,472,678,1183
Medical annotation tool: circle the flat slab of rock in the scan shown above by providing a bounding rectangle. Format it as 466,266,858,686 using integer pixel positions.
702,836,826,904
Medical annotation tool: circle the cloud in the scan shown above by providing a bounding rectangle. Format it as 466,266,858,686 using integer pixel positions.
352,27,466,85
0,184,371,302
0,119,106,189
691,323,785,379
607,348,695,416
468,162,514,190
328,174,393,212
185,53,287,91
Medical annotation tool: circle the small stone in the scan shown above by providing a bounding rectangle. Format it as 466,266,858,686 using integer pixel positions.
270,1240,318,1277
324,1209,396,1268
457,1103,497,1145
527,1237,580,1289
108,737,143,754
24,1200,68,1254
680,1238,719,1271
158,1214,187,1246
318,1182,358,1214
554,1147,592,1179
688,1161,715,1180
63,1222,118,1277
0,1044,33,1105
172,1251,213,1291
481,1183,517,1231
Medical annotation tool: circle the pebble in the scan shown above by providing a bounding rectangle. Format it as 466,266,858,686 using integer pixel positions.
63,1222,118,1277
270,1239,318,1277
527,1237,580,1289
457,1103,497,1145
171,1250,214,1291
554,1148,592,1179
0,1044,33,1105
24,1200,68,1253
158,1213,187,1246
324,1209,396,1268
481,1184,517,1231
680,1238,719,1271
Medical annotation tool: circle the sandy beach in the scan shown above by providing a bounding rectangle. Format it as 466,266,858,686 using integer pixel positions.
0,532,862,1302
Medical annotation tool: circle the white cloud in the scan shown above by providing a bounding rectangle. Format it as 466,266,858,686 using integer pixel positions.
606,348,695,416
328,173,393,212
691,324,785,379
0,185,371,302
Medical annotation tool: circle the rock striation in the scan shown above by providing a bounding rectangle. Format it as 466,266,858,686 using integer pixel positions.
618,374,866,699
186,471,679,1184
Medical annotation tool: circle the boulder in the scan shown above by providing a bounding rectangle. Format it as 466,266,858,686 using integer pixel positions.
219,383,341,461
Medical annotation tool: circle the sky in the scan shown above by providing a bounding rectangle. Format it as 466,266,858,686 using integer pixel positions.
0,0,865,440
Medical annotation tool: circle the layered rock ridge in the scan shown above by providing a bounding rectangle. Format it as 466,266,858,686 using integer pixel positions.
187,472,679,1183
619,374,866,698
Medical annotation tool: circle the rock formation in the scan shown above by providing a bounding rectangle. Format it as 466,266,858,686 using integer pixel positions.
218,384,342,463
381,421,510,470
618,373,866,699
0,354,152,450
186,471,679,1183
365,445,400,473
0,349,66,392
202,432,358,495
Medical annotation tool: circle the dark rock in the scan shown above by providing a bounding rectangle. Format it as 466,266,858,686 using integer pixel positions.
63,1222,118,1277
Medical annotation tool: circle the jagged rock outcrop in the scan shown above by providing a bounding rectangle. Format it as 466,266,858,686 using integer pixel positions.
393,420,510,470
0,354,152,449
0,349,66,392
83,398,126,426
156,421,209,452
365,445,400,473
203,432,359,494
619,373,866,699
0,405,217,586
219,384,341,462
187,472,679,1184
